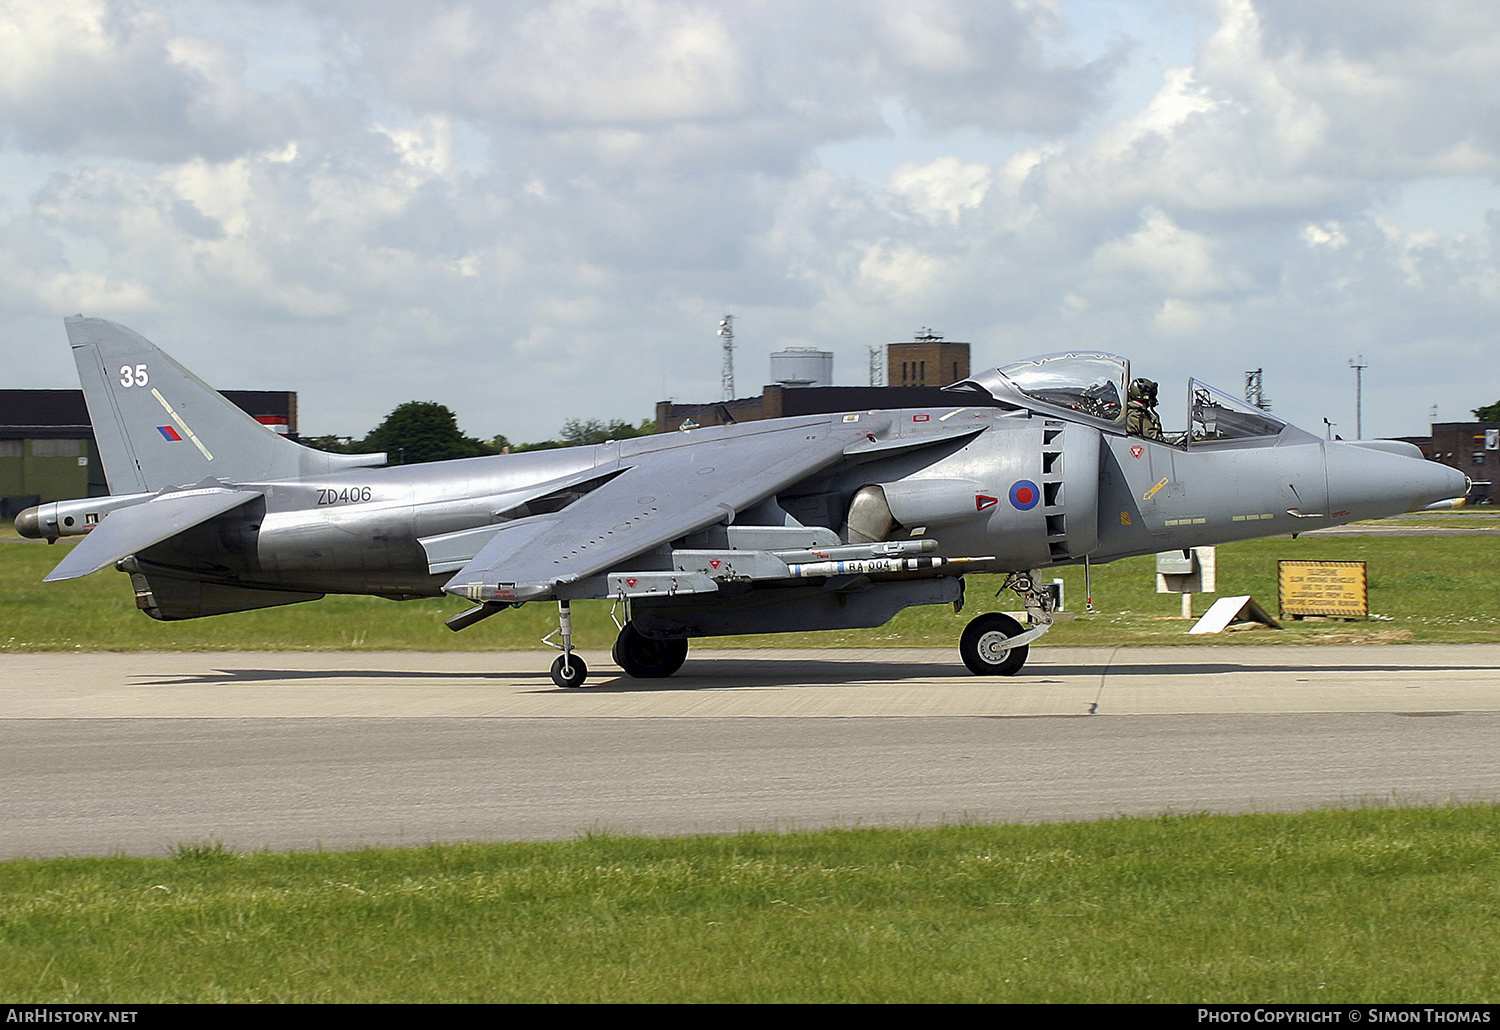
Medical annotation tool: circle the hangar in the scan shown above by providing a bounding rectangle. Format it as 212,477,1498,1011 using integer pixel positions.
1,389,297,516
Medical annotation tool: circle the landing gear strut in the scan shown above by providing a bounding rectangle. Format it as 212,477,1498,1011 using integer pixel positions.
548,600,589,688
612,621,688,678
958,570,1056,676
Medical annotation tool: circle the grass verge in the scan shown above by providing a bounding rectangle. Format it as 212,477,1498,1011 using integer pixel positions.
2,806,1497,1003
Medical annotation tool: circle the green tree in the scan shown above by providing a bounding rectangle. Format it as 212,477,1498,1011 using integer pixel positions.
558,418,655,446
299,435,356,454
1473,401,1500,423
355,402,495,464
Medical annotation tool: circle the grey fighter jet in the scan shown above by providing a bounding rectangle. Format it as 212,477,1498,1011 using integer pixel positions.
18,318,1467,686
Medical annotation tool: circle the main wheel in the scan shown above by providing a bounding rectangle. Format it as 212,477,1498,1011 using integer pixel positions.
550,653,589,688
959,613,1029,676
613,622,688,678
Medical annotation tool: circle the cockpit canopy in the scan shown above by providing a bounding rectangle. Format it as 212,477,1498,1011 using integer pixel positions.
947,353,1293,446
1187,379,1287,445
946,352,1129,430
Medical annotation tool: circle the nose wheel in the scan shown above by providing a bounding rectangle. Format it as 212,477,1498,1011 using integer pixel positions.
957,571,1055,677
959,612,1029,676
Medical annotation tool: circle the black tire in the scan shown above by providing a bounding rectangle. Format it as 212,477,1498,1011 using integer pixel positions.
959,612,1029,676
550,653,589,688
613,622,688,678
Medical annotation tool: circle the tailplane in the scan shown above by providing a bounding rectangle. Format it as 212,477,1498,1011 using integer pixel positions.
66,316,384,492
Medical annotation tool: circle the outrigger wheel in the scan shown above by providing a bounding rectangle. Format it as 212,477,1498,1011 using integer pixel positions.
613,621,689,679
549,599,589,688
550,653,589,689
959,612,1030,676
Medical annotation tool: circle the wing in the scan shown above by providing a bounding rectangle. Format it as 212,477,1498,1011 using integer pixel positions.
44,487,263,582
444,413,989,603
443,418,857,602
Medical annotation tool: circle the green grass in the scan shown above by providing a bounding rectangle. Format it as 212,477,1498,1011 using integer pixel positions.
1359,514,1500,528
2,807,1497,1003
6,517,1496,1002
5,517,1500,650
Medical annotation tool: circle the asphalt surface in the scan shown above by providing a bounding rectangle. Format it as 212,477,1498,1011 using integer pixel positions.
4,645,1499,858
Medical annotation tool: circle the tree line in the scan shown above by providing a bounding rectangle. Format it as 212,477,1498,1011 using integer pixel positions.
301,402,654,465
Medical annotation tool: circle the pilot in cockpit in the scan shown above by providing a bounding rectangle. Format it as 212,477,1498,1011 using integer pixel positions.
1126,378,1164,440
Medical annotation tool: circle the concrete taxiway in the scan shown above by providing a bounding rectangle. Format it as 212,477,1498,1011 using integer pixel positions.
3,645,1499,858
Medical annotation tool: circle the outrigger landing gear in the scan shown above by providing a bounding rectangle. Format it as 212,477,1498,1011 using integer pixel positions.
547,600,589,688
958,570,1056,676
612,621,688,679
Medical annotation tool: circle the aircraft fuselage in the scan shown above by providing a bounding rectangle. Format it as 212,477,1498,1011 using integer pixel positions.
20,319,1469,683
70,405,1461,601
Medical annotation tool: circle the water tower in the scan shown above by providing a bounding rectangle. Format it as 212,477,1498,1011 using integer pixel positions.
769,348,834,388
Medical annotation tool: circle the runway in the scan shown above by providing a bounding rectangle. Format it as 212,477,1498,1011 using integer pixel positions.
4,644,1500,858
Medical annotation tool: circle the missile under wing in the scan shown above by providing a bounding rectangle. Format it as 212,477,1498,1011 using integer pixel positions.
18,318,1469,686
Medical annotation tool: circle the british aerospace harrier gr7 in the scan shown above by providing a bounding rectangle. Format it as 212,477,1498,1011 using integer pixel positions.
18,318,1467,686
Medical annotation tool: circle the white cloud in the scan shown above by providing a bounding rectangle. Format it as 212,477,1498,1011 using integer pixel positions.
0,0,317,161
2,0,1500,442
1092,208,1244,296
889,156,993,225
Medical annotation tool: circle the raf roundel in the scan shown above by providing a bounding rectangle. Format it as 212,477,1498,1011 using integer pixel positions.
1009,479,1040,511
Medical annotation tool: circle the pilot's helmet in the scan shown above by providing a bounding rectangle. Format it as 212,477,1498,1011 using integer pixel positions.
1129,378,1159,404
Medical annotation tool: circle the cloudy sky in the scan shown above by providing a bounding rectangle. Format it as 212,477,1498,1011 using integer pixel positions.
3,0,1499,443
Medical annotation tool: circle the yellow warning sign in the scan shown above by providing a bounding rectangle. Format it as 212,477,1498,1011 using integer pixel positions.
1277,560,1368,617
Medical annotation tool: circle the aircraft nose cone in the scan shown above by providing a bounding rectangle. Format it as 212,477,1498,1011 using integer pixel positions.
1400,452,1472,510
1324,443,1470,520
1428,462,1472,508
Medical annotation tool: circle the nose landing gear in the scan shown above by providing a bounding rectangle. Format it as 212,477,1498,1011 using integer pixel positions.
959,612,1029,676
958,571,1056,676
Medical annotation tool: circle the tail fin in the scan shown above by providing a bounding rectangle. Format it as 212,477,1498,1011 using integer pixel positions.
65,316,385,493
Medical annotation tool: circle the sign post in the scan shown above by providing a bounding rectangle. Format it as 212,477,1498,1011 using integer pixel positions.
1156,546,1216,618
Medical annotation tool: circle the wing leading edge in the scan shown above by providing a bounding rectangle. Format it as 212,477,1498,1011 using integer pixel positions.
444,420,855,602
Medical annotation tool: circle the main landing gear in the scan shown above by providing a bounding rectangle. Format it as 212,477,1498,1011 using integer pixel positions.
612,621,688,679
545,602,690,688
545,568,1052,685
957,571,1056,677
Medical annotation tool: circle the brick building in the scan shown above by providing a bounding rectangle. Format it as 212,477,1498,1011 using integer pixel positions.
1419,422,1499,504
887,330,970,388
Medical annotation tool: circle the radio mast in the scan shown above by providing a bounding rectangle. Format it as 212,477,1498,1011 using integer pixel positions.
1244,369,1271,411
718,315,734,400
1350,355,1368,439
